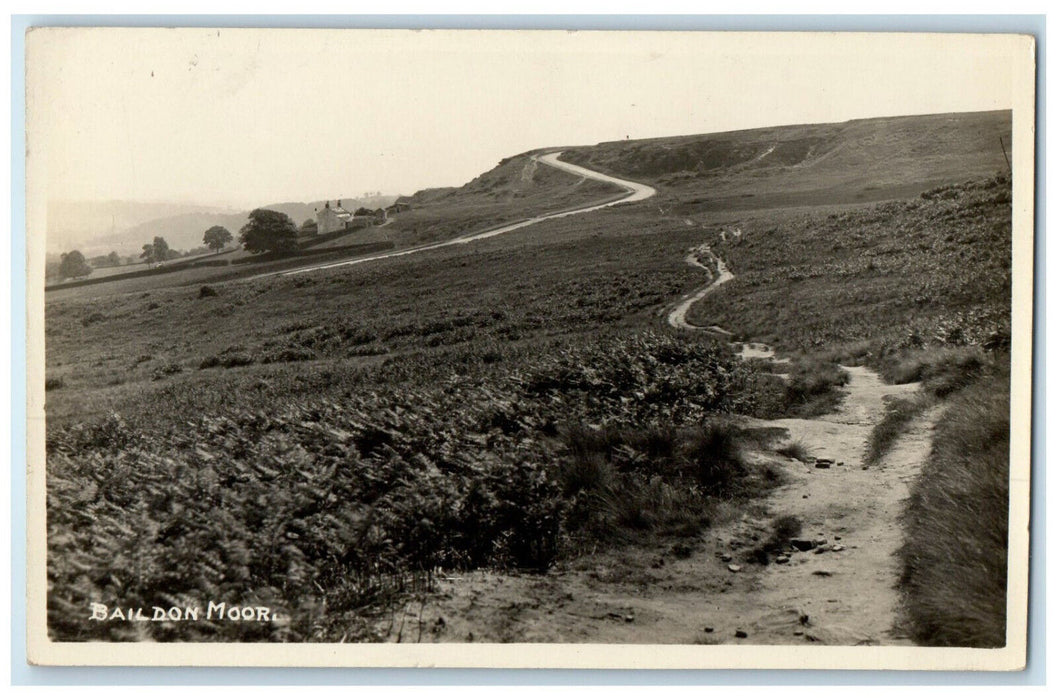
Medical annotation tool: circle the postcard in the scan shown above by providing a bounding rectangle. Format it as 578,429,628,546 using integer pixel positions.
25,27,1035,669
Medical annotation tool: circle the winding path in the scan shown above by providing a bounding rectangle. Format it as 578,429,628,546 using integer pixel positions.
265,152,656,278
271,149,743,351
286,150,928,646
666,244,734,334
273,150,733,345
379,367,936,646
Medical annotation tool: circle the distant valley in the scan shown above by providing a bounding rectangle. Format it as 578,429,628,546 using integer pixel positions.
46,195,397,258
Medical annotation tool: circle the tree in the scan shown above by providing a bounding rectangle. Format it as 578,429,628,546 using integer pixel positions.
58,250,92,280
300,218,317,234
239,209,298,254
141,236,173,267
152,236,172,262
203,225,234,253
106,251,121,267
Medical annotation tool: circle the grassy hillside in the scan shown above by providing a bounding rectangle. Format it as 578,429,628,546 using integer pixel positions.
44,203,807,642
45,211,707,424
47,329,794,642
564,110,1010,211
44,110,1018,645
44,231,396,302
687,174,1012,355
383,153,626,246
47,153,625,300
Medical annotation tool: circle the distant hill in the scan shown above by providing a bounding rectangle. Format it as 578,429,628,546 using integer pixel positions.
384,110,1011,248
48,195,397,257
383,153,626,247
46,200,239,256
49,111,1011,258
561,110,1011,210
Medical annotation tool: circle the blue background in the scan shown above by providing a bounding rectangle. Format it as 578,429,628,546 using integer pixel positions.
9,13,1046,686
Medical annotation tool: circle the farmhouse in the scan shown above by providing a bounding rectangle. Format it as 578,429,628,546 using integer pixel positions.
316,200,354,234
316,201,386,234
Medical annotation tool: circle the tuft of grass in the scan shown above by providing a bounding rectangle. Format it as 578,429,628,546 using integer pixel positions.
742,356,850,419
685,420,748,496
261,346,317,365
864,395,931,465
81,312,106,327
199,354,255,369
770,515,804,545
776,441,810,462
692,632,722,645
765,358,850,418
45,376,64,391
789,359,849,397
864,347,990,465
198,285,219,298
880,347,986,396
199,345,257,369
595,474,715,537
816,340,873,367
898,371,1010,647
557,440,613,499
555,417,758,542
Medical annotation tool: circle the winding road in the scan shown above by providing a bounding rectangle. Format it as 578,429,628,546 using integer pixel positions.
265,152,656,279
267,150,729,341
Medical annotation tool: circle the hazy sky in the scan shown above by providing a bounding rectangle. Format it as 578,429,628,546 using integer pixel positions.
27,29,1021,208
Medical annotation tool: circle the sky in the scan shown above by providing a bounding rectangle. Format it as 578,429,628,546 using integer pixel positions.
27,29,1023,209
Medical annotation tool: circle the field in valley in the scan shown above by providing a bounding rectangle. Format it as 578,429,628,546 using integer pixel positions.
44,110,1017,646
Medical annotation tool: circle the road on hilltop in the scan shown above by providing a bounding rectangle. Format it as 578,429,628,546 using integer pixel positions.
253,152,657,280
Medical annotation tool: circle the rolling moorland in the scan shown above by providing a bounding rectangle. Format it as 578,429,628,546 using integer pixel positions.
44,155,626,302
44,110,1014,646
382,152,627,247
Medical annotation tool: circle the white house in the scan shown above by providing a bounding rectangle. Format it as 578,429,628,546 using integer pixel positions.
316,200,354,234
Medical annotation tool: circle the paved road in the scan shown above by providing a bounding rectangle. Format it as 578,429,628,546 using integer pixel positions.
260,152,656,279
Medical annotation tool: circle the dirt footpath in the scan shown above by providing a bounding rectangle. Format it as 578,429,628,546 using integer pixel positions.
745,367,941,645
377,366,938,645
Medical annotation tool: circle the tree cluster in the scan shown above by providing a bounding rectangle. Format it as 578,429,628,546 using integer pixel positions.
140,236,174,267
58,250,92,280
239,209,298,254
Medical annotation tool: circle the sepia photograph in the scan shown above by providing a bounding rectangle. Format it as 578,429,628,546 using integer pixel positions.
24,27,1035,669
